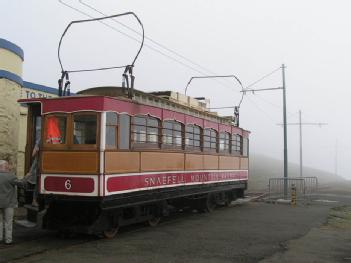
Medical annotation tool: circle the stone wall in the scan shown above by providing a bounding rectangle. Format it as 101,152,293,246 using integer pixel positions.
0,78,21,166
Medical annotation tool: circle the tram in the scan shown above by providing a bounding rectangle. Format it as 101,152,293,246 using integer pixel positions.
19,86,249,237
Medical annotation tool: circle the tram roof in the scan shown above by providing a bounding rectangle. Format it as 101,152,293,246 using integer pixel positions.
18,89,250,136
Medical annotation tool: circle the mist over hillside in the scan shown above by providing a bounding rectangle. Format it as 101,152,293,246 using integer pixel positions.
248,154,346,191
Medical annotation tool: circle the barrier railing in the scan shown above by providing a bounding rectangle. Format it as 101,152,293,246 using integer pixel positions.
268,177,318,201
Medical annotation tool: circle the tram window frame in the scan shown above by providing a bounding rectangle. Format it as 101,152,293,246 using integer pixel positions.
242,137,249,157
203,128,218,153
42,113,68,149
231,134,242,155
105,112,118,149
71,113,99,147
219,132,230,154
185,124,202,151
162,120,183,149
118,114,130,150
131,115,160,148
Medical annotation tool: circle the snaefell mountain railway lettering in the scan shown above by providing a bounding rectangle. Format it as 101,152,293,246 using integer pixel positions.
144,174,185,187
143,171,246,188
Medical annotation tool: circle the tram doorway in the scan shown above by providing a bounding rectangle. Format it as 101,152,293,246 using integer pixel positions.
24,104,42,177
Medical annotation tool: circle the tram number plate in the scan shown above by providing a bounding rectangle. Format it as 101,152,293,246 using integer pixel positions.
65,179,72,190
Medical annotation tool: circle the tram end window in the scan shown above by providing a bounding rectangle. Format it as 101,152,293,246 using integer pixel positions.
119,114,130,150
45,115,67,144
73,114,97,145
242,137,249,157
106,112,118,148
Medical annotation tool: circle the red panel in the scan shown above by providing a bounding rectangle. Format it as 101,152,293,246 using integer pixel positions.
107,170,248,192
204,120,219,130
219,124,232,133
43,97,105,113
231,126,243,136
185,115,203,127
44,176,95,193
103,97,162,119
163,109,186,123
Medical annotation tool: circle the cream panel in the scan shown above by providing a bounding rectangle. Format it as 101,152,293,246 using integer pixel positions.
0,49,23,76
105,152,140,173
240,157,249,170
141,152,184,172
185,154,204,170
203,155,219,170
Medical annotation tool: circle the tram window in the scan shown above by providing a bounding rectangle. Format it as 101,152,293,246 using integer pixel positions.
203,128,217,152
219,132,230,153
73,114,97,145
106,112,118,148
148,118,159,143
231,134,242,154
185,124,201,150
242,138,249,156
163,120,183,147
132,115,159,146
119,114,130,149
45,115,67,144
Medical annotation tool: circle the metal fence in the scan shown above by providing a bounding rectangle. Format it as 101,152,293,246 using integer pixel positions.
268,177,318,201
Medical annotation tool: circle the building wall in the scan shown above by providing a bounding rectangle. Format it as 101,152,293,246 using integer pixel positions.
0,38,57,177
0,39,23,170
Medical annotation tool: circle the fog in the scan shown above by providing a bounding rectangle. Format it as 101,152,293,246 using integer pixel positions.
1,0,350,179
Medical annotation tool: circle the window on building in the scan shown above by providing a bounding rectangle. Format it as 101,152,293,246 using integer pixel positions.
45,115,67,144
131,115,159,146
73,114,97,145
106,112,118,148
231,134,242,154
162,120,183,147
185,124,201,150
119,114,130,150
219,132,230,153
203,128,217,152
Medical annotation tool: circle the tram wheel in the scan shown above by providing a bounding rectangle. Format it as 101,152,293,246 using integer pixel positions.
198,193,216,213
148,216,161,227
205,193,217,212
103,226,119,239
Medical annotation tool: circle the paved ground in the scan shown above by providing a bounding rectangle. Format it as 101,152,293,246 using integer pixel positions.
2,192,350,263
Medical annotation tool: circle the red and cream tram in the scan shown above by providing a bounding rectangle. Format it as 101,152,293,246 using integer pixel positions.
20,87,249,237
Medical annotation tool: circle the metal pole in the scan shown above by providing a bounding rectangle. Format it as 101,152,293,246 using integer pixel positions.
299,110,303,177
282,64,288,198
335,139,338,176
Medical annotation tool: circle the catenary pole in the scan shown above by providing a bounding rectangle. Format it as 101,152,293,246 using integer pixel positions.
299,110,303,177
282,64,288,198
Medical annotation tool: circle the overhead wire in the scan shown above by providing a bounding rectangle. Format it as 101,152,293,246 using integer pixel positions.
58,0,242,96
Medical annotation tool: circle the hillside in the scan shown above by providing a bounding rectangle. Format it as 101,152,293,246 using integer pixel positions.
248,154,346,191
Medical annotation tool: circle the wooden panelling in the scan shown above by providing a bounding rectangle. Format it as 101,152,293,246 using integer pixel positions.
41,151,99,174
105,152,140,174
203,155,219,170
141,152,184,172
219,156,240,170
185,154,204,170
240,157,249,170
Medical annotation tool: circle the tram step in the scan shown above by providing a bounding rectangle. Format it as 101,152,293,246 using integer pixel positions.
15,219,36,228
24,204,39,223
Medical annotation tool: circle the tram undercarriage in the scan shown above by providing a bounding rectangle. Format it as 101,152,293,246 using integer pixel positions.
41,182,246,238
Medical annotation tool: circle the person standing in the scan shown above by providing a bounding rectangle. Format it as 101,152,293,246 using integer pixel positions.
0,159,18,245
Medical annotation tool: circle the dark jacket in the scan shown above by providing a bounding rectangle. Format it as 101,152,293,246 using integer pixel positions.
0,172,18,208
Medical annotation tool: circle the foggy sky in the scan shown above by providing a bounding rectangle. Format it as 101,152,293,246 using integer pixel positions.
1,0,350,179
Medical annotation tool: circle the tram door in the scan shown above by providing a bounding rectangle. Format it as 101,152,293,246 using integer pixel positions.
24,104,42,175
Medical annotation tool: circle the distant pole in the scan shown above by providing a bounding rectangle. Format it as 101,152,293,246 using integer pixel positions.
282,64,288,198
335,139,338,176
299,110,303,177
